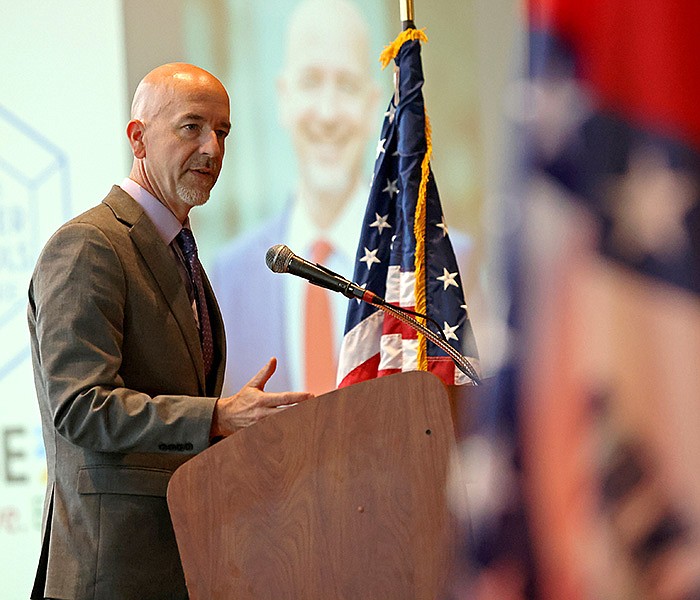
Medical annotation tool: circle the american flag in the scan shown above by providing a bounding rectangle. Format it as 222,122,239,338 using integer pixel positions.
461,1,700,598
337,29,479,389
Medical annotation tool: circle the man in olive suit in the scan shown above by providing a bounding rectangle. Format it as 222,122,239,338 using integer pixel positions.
28,63,310,600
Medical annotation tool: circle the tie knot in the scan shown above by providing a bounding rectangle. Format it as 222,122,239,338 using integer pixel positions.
176,228,198,259
311,239,333,264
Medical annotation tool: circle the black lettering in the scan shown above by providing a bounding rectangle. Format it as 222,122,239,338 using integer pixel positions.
3,428,27,483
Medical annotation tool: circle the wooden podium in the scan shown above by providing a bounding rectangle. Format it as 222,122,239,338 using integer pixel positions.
167,371,458,599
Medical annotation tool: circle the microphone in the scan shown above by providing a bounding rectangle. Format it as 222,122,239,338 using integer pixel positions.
265,245,480,384
265,244,383,305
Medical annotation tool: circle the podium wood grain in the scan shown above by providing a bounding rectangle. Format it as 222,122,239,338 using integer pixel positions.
167,371,456,599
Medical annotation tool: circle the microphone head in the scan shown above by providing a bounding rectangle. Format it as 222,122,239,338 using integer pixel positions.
266,244,294,273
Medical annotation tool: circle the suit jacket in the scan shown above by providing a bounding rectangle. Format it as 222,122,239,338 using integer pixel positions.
28,186,225,600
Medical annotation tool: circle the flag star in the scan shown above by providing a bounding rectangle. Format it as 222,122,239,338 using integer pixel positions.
527,77,589,160
370,213,392,234
443,321,459,342
360,247,381,270
385,103,396,124
461,303,470,319
390,234,397,251
376,138,386,158
382,178,399,198
436,215,449,237
606,146,696,261
437,267,459,290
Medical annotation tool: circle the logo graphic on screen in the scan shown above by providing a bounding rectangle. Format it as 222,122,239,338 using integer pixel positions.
0,105,70,379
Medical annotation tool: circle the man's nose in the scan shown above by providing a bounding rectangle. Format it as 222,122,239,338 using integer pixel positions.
200,130,222,156
316,83,341,123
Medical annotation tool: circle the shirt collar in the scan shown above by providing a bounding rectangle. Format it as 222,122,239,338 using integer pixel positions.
120,178,190,245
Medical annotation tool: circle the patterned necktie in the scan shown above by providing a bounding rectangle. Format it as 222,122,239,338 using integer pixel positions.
176,228,214,377
304,239,337,394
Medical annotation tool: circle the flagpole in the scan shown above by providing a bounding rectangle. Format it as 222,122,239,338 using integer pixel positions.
400,0,415,30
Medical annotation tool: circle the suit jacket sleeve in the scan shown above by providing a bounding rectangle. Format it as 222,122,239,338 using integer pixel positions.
29,218,217,455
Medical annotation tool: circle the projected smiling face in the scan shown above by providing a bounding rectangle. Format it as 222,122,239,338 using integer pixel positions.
277,0,378,215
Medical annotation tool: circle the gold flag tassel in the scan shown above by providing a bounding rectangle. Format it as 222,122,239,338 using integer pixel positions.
379,28,427,68
413,113,432,371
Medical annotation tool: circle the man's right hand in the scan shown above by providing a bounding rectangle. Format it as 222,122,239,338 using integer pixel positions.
209,357,314,438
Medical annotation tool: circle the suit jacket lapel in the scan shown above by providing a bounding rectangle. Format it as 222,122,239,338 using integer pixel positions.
102,187,208,393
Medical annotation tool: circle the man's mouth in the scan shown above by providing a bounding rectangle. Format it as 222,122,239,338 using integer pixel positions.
189,167,214,180
311,140,345,163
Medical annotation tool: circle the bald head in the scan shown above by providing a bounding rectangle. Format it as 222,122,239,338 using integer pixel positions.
282,0,372,75
131,63,229,122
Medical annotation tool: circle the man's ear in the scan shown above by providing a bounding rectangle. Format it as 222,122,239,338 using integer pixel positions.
126,120,146,158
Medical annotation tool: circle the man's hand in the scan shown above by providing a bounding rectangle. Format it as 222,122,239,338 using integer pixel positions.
210,357,314,438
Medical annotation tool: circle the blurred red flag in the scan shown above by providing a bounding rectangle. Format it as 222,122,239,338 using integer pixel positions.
462,1,700,598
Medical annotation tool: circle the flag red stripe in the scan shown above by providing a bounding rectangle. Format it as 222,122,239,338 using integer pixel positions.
529,0,700,150
338,353,381,388
427,357,457,383
381,308,419,339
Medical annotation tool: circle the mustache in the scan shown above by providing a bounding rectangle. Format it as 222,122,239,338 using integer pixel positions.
187,158,216,171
